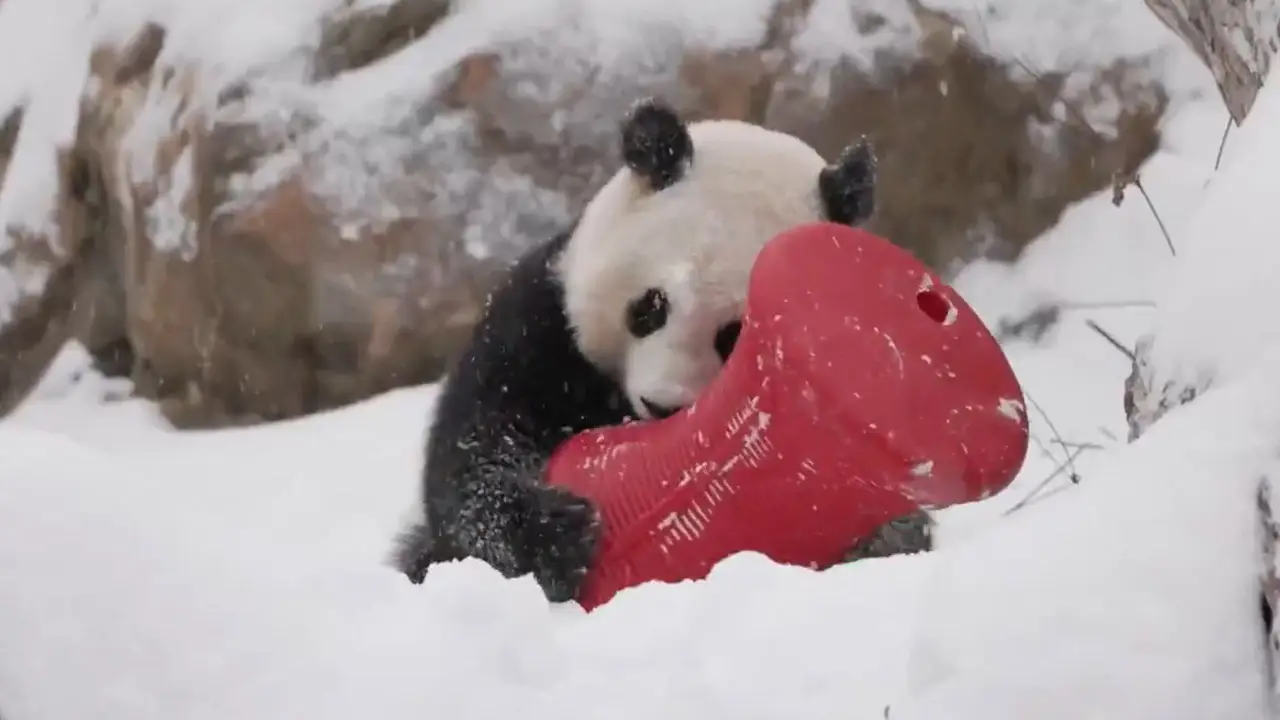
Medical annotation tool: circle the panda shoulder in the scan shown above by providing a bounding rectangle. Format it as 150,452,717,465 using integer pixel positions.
490,231,573,310
506,231,574,295
466,231,577,352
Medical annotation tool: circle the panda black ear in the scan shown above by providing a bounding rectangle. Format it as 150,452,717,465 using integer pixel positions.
819,136,877,226
621,97,693,192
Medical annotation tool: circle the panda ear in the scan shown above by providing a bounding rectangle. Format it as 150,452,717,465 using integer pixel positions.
819,136,877,226
621,97,693,192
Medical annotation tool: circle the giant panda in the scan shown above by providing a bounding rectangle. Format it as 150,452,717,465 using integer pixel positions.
392,98,915,603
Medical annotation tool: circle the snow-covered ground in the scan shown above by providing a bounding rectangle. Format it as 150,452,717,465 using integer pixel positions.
1,0,1275,719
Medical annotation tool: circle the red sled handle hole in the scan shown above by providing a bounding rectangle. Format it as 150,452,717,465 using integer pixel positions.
916,288,951,324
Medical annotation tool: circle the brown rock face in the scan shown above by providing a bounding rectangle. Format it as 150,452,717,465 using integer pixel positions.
0,0,1168,428
767,52,1162,268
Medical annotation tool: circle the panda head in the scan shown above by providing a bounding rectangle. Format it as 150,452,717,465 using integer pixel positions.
555,98,877,420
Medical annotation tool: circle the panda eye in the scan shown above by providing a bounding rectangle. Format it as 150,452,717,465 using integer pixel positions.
714,320,742,362
625,288,670,338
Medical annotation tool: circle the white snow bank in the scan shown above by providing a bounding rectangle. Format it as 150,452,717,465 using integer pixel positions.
894,66,1280,720
933,67,1228,541
1147,72,1280,391
895,374,1276,720
0,377,931,720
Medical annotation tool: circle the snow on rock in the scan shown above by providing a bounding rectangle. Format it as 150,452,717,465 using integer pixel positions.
790,0,922,72
930,0,1188,75
0,0,93,332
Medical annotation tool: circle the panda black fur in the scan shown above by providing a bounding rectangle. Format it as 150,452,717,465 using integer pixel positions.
391,228,631,601
392,98,898,603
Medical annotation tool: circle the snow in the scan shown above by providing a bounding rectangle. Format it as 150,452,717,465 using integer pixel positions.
1147,73,1280,392
896,54,1280,720
0,0,90,326
897,375,1277,720
144,145,198,260
86,0,338,78
792,0,923,72
0,360,934,720
930,0,1182,72
0,0,1277,718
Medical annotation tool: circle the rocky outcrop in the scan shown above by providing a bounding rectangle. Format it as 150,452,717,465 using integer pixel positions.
1123,335,1207,441
1144,0,1279,122
0,0,1170,427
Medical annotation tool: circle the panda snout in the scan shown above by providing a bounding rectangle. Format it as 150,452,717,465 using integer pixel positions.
641,398,683,420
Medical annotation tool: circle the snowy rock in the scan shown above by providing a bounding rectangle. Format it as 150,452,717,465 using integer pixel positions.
0,0,1174,427
1144,0,1280,122
1123,333,1205,441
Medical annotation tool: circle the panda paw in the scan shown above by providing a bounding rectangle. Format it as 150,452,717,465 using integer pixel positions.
520,485,601,603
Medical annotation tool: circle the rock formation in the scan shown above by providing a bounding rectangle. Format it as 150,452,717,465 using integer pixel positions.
0,0,1169,427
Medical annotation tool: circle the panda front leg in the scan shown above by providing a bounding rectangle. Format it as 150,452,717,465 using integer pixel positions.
437,451,603,603
516,479,602,602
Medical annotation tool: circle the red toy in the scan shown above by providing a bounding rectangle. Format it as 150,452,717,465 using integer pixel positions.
546,222,1029,611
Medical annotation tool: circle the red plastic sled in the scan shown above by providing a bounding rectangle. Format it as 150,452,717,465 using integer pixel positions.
546,222,1029,611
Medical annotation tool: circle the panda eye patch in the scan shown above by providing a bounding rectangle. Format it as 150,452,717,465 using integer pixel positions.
714,320,742,362
625,288,670,338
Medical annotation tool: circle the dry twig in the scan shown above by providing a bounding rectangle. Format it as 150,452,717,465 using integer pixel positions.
1215,116,1233,171
1024,389,1080,485
1085,318,1136,361
1112,170,1176,256
1004,446,1089,516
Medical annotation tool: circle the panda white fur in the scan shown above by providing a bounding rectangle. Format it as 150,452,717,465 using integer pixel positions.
393,98,896,602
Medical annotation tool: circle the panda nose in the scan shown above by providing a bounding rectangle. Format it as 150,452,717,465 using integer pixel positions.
642,399,682,420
